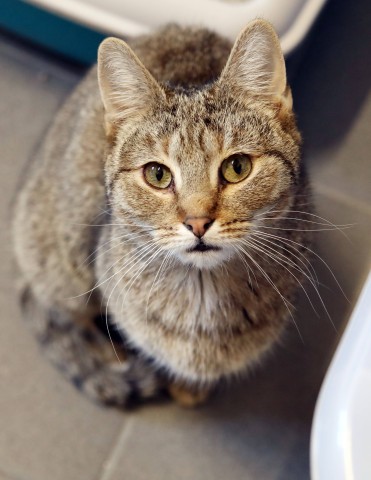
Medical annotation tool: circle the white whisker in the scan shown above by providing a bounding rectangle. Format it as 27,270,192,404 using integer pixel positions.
79,231,152,271
118,246,163,311
245,235,338,330
255,209,353,240
103,243,161,362
251,231,318,285
68,238,157,301
242,237,320,319
145,249,172,322
234,241,303,343
258,225,352,233
252,230,350,303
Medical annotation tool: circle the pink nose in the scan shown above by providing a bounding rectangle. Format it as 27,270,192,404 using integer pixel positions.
184,216,214,238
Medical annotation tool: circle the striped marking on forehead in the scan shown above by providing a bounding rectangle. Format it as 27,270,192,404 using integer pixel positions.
167,122,220,164
164,125,222,193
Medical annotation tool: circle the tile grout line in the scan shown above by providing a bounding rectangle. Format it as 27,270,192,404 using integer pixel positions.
97,416,136,480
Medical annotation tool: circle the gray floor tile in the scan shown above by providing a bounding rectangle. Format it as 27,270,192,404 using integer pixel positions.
100,403,306,480
0,470,18,480
0,37,79,164
312,188,371,301
0,283,126,480
0,468,29,480
306,92,371,208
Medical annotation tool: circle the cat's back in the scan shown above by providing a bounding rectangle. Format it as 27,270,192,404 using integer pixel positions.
129,24,232,87
70,24,232,113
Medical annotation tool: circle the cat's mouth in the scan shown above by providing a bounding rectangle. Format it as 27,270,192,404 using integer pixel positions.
186,241,221,253
180,240,227,269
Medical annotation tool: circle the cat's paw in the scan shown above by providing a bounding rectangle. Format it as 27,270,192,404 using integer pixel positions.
81,365,132,406
81,356,160,407
168,382,211,408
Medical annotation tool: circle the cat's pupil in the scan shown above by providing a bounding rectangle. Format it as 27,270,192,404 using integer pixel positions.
155,166,163,181
232,159,242,175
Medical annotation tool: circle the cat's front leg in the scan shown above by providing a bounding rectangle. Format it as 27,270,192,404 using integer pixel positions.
19,285,160,407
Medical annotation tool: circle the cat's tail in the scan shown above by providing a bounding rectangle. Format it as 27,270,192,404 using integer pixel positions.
19,286,163,407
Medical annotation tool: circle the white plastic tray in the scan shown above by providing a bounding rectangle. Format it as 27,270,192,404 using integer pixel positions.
26,0,328,55
311,270,371,480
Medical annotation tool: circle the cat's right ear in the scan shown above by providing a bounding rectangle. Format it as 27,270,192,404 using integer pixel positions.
98,38,164,137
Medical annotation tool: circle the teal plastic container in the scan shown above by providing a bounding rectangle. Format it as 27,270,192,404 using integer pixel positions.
0,0,106,64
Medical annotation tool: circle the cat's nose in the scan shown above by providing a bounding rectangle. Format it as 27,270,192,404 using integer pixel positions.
184,216,214,238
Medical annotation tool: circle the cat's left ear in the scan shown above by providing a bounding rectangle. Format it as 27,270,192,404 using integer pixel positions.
98,37,165,136
219,19,292,109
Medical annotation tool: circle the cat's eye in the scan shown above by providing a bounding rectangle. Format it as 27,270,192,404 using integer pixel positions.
143,162,173,189
221,154,252,184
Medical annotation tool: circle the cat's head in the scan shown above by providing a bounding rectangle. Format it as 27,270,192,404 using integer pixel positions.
97,20,301,269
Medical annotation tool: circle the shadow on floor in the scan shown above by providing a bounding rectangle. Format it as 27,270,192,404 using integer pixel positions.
291,0,371,153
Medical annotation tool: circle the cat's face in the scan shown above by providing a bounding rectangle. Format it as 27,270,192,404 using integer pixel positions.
98,20,301,269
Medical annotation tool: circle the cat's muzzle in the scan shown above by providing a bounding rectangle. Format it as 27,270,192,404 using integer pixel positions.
187,241,221,253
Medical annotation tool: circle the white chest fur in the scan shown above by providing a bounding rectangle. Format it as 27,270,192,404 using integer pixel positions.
96,243,276,383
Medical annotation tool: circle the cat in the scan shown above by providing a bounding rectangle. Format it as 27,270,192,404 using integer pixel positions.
12,20,312,407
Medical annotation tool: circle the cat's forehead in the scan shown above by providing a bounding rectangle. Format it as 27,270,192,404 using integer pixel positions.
153,90,276,162
155,94,224,175
161,88,220,126
117,88,282,177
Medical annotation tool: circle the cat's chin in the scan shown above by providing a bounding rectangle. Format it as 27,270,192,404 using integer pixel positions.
176,248,230,270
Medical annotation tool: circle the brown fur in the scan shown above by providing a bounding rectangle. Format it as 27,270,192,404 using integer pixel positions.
12,21,312,407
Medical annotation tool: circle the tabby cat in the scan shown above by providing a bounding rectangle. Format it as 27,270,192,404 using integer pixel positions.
13,20,312,407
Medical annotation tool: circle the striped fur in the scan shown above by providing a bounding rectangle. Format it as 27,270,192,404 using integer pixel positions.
12,21,312,407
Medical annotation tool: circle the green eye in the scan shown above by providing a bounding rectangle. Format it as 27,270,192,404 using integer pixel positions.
143,162,173,189
221,154,252,184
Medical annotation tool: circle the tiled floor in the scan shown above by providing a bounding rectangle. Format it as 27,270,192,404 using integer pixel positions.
0,1,370,479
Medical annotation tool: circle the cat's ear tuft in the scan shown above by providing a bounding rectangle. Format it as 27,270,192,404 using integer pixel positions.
219,20,291,107
98,37,164,136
